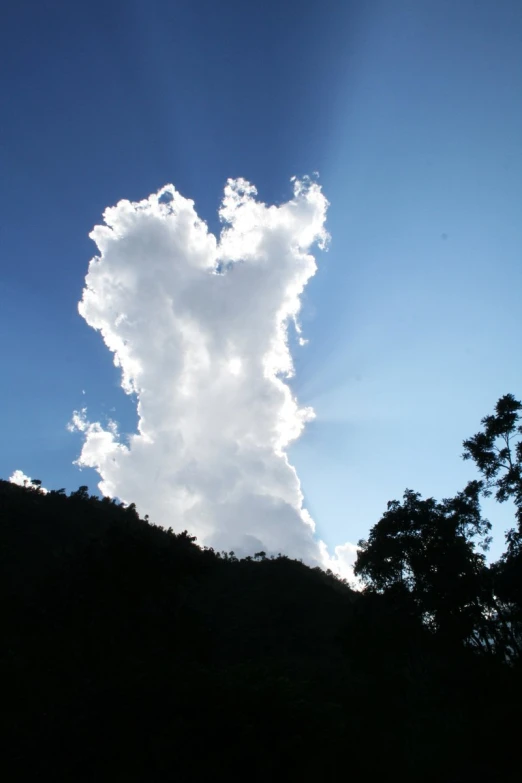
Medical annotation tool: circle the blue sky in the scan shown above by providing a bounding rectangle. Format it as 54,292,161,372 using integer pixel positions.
1,0,521,565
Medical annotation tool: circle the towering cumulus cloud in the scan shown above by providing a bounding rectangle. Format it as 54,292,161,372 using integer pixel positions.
71,178,355,578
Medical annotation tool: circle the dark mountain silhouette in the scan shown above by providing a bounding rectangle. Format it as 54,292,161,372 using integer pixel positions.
2,394,522,782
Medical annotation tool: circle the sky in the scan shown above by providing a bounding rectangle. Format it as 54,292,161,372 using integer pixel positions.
1,0,521,576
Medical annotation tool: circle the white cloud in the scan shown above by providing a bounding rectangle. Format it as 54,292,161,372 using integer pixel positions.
321,540,361,587
71,177,356,581
9,470,48,494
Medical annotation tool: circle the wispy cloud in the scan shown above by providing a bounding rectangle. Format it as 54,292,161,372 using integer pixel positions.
70,177,356,580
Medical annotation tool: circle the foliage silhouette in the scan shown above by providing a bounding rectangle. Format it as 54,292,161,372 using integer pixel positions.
462,394,522,655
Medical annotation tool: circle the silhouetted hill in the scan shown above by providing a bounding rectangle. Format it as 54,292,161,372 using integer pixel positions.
1,478,520,782
1,480,356,780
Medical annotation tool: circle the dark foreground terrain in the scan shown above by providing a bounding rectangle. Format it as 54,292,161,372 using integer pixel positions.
2,476,521,783
4,395,522,782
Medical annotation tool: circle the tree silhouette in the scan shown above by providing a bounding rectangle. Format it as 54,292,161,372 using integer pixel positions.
462,394,522,654
463,393,522,534
354,483,495,651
